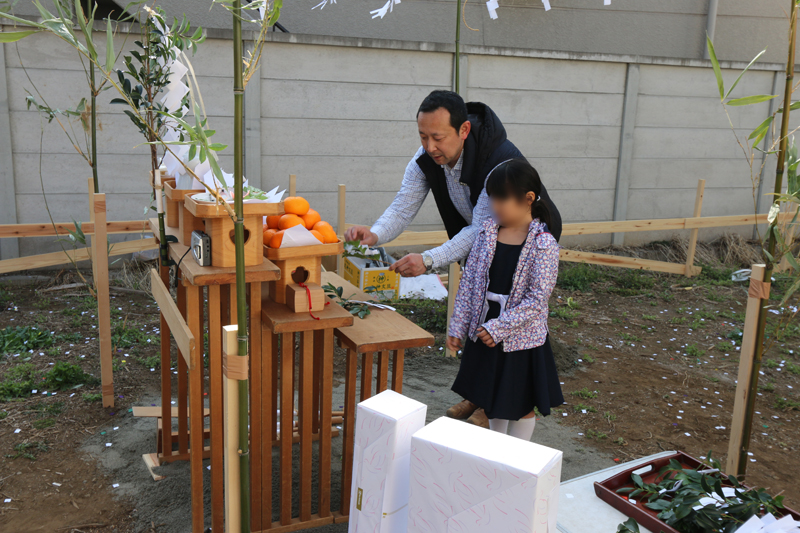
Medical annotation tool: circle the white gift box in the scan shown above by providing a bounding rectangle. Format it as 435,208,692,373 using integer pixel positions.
408,416,562,533
348,390,427,533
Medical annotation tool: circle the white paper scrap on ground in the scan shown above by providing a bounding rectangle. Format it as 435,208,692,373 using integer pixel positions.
399,274,448,300
486,0,499,19
542,0,551,10
408,416,562,532
605,0,611,4
280,224,323,248
349,389,427,533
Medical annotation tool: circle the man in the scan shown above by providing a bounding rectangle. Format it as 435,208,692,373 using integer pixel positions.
345,90,562,427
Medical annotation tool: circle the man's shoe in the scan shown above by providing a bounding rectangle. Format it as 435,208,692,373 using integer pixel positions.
466,408,490,429
445,400,478,420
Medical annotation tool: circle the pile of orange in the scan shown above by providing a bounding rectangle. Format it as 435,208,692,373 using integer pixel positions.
263,196,339,248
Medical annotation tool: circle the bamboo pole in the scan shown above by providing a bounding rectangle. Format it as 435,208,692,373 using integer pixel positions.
454,0,461,93
289,174,296,197
737,0,797,479
337,184,346,276
89,62,98,194
231,3,251,530
684,179,705,277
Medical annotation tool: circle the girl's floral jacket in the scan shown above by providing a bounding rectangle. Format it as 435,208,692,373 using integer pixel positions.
448,216,559,352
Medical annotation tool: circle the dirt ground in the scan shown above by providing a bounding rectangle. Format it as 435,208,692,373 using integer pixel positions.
1,248,800,532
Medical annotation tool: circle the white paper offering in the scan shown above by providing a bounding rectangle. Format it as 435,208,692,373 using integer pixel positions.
734,513,800,532
408,416,562,533
349,390,427,533
280,224,323,248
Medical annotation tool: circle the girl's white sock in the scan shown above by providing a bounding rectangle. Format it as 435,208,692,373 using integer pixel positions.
488,418,508,434
507,417,536,441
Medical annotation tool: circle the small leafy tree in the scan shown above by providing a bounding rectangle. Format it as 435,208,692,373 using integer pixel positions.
111,3,204,267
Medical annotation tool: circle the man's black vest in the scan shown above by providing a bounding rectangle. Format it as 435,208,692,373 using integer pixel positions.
416,102,562,242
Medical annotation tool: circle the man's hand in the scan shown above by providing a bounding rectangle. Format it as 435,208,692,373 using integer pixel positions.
476,327,496,348
446,336,463,353
344,225,379,246
389,253,426,277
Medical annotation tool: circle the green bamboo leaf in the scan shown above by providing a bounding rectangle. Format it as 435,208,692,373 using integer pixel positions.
72,0,97,59
105,18,115,71
206,154,227,187
778,277,800,307
0,11,47,30
776,101,800,113
706,35,725,100
727,94,778,106
208,143,227,151
0,30,39,42
725,49,766,99
748,115,773,141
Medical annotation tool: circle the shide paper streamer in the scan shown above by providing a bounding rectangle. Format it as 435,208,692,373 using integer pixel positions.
311,0,610,19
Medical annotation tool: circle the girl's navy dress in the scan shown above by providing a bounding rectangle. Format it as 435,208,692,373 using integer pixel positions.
451,240,565,420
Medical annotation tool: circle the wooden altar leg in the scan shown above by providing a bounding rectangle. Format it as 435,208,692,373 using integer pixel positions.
299,330,313,522
229,282,238,325
249,282,263,531
280,332,294,526
208,285,224,533
177,280,189,455
360,352,373,402
318,328,333,518
220,285,230,324
271,332,279,441
377,349,389,394
261,327,275,528
187,283,204,532
159,265,173,458
391,349,405,393
340,347,357,516
312,330,323,436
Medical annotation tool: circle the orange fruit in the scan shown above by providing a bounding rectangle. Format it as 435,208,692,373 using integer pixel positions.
312,220,333,233
301,208,321,230
284,196,310,216
318,225,338,244
278,214,304,230
262,228,277,245
309,229,324,244
266,215,281,229
268,230,284,248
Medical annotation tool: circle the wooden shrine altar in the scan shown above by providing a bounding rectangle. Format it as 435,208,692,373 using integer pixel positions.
144,206,434,532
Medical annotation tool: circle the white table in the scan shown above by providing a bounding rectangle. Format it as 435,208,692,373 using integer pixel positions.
557,450,677,533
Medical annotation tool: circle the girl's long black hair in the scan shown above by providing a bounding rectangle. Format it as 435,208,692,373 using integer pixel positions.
485,158,552,229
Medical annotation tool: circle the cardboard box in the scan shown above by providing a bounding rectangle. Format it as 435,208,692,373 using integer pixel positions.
408,417,562,533
349,390,427,533
343,256,400,299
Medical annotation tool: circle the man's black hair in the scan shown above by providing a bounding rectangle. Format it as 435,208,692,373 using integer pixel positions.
416,90,469,131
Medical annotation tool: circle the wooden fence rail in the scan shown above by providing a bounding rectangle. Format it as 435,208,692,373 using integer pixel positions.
0,220,149,239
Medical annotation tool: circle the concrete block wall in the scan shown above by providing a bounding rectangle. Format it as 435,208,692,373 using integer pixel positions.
0,27,795,259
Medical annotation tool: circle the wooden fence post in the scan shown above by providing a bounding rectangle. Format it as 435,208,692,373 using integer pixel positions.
91,186,114,408
684,179,706,277
337,184,346,276
726,263,766,477
445,261,461,358
223,324,241,533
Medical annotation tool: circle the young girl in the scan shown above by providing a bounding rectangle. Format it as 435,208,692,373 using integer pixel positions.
447,158,564,441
